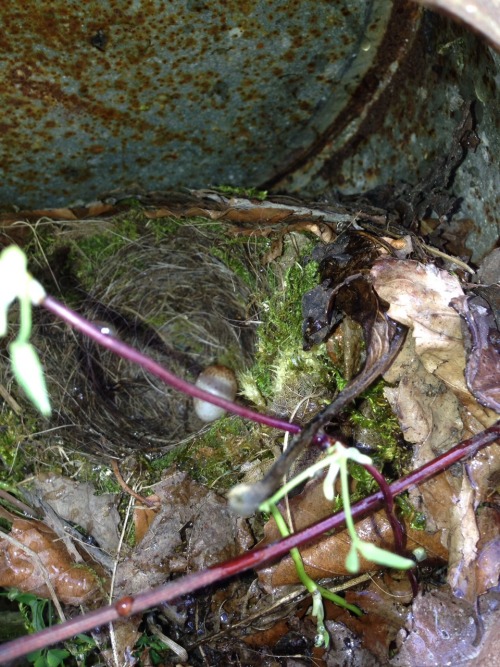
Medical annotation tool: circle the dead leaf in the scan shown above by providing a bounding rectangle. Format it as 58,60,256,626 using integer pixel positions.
446,473,481,601
114,468,253,600
262,235,284,264
28,473,121,556
383,333,500,601
475,506,500,595
371,257,500,601
452,291,500,413
371,257,497,428
133,494,161,544
325,573,412,664
108,469,254,658
390,587,479,667
325,619,383,666
0,518,103,605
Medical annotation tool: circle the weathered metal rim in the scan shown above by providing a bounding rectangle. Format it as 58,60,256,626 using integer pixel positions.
263,0,423,192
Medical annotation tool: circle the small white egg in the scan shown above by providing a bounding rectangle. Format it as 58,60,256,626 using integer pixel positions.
193,365,237,422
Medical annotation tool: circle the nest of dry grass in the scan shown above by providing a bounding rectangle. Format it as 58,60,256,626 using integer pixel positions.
22,225,256,458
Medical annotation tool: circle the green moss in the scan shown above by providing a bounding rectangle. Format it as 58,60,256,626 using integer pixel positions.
241,252,324,407
150,416,265,491
68,214,141,289
144,215,193,243
214,185,268,201
210,234,271,288
348,380,401,463
397,495,427,530
0,410,37,486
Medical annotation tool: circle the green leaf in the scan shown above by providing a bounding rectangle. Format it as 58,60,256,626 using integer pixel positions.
9,341,51,416
47,648,70,667
358,541,415,569
27,650,43,667
345,544,360,573
322,460,340,501
0,245,27,336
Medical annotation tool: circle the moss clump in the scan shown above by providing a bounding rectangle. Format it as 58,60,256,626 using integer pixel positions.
348,380,402,464
210,234,271,289
214,185,268,201
397,494,427,530
67,213,140,291
0,409,39,487
239,245,334,419
151,417,265,491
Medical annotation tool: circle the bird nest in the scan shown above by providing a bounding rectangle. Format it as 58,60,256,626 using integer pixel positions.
24,224,257,458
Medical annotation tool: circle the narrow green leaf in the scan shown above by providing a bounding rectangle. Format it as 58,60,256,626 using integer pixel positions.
345,544,360,573
358,541,415,569
10,341,51,416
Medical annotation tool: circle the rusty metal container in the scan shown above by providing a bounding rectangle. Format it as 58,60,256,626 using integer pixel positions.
0,1,498,258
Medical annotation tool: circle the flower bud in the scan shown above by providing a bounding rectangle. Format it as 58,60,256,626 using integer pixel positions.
194,365,237,422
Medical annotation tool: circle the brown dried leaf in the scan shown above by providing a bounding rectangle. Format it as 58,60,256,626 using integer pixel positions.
114,469,254,600
371,257,497,428
452,291,500,413
133,494,160,545
383,334,500,601
371,257,500,600
0,518,102,605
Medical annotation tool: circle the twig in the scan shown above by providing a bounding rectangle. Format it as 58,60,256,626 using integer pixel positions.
110,459,159,509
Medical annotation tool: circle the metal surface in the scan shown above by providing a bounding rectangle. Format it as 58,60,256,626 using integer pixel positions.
0,0,417,207
275,11,500,262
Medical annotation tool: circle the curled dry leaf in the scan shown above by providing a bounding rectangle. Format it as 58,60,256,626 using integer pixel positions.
0,517,103,605
452,290,500,414
370,257,497,428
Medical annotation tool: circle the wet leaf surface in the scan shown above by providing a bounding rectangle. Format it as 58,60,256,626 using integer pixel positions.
452,289,500,413
0,516,103,605
390,587,480,666
26,473,121,556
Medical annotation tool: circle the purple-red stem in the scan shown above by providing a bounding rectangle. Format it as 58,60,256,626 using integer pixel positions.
365,462,418,595
1,421,498,662
41,296,302,435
